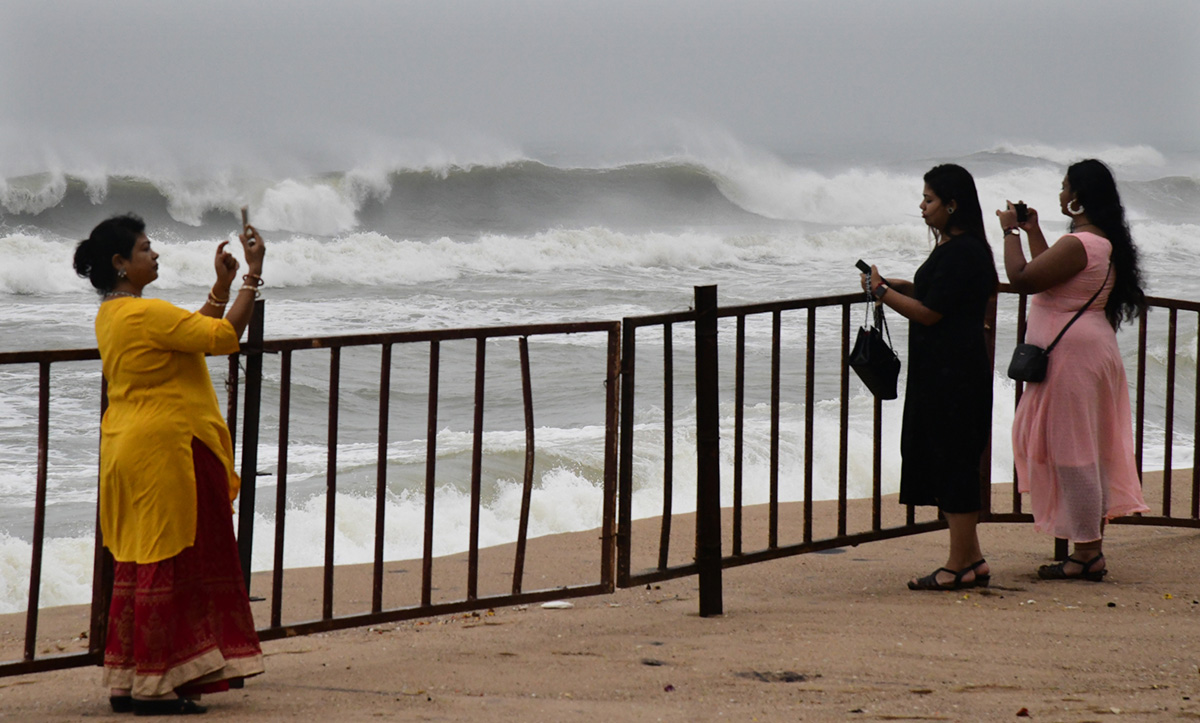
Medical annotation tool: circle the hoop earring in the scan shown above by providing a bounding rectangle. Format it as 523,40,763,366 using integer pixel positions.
1067,200,1085,216
117,268,127,279
947,207,955,214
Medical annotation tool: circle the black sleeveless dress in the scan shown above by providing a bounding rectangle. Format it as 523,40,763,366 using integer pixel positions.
898,233,996,513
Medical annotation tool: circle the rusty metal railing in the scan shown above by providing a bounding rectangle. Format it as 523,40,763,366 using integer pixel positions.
233,317,621,642
616,287,948,590
0,309,620,675
3,286,1198,678
615,286,1200,597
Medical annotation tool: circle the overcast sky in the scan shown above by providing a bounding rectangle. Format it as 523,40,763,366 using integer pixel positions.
2,0,1197,173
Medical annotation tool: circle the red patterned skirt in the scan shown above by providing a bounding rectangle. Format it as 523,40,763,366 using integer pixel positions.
103,438,264,697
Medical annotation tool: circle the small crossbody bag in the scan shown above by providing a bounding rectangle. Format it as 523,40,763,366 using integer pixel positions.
1007,262,1111,383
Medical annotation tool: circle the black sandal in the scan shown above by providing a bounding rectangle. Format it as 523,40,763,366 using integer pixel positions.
110,695,133,713
132,697,207,716
908,565,980,591
967,558,990,588
1037,553,1106,582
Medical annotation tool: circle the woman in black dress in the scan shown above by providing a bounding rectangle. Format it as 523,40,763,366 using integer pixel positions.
864,164,998,590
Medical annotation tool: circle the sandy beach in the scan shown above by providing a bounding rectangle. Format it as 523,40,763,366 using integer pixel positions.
3,476,1199,722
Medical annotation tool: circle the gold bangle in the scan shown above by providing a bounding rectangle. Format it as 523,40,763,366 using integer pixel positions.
238,285,262,299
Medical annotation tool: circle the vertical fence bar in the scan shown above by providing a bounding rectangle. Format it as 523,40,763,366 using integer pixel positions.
616,324,636,584
694,286,722,617
980,293,997,518
658,323,674,570
803,307,816,543
1194,315,1200,520
271,350,291,628
421,341,440,607
1135,306,1148,478
601,326,621,592
24,362,51,661
733,315,746,556
467,338,486,600
838,303,850,536
769,310,781,548
89,377,113,657
1012,294,1028,513
323,347,341,620
873,394,884,530
226,355,240,450
372,344,393,613
512,337,535,594
1162,309,1177,516
237,299,265,592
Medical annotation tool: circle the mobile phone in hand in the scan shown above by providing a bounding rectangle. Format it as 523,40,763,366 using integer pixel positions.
1014,202,1028,223
855,259,871,275
241,206,255,246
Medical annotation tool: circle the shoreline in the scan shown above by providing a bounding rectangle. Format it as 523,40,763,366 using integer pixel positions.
2,471,1199,720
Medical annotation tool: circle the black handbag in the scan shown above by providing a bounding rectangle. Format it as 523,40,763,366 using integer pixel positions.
1007,263,1110,383
1006,343,1048,382
849,302,901,400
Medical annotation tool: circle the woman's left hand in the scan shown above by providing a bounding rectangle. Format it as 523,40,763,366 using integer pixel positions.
869,265,883,293
214,240,239,289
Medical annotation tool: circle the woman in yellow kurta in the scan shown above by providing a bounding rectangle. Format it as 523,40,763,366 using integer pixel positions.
73,214,266,716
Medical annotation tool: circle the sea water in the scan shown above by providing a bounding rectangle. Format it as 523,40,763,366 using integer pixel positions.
2,141,1198,611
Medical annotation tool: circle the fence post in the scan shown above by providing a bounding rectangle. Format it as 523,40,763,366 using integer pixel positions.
694,285,723,617
237,299,266,592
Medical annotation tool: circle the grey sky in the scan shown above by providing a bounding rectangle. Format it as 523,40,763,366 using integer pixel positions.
2,0,1197,173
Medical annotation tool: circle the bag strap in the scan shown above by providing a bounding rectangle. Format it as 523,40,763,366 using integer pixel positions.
1043,261,1112,355
873,304,895,349
861,292,896,349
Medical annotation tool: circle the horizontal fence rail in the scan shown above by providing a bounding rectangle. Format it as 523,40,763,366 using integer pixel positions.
2,286,1198,679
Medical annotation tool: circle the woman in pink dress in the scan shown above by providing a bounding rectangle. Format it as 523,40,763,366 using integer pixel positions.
998,159,1149,581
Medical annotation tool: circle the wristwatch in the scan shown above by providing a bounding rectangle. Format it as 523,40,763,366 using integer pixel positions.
1004,227,1020,236
872,282,889,300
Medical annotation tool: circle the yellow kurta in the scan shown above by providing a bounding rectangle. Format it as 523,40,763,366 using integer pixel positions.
96,297,241,563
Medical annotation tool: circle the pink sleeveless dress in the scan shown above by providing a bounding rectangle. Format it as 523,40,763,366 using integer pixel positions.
1012,232,1149,542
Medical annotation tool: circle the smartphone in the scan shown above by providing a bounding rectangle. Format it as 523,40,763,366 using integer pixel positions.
1014,201,1028,224
855,259,871,275
241,206,255,246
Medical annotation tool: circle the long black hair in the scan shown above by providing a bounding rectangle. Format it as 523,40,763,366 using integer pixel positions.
72,214,145,293
924,164,987,242
1067,159,1145,330
923,163,997,285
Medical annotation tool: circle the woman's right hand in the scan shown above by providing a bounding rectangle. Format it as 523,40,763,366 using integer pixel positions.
997,202,1040,232
1019,204,1039,231
239,225,266,275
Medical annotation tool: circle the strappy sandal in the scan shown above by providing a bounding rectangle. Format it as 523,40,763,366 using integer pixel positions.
1037,553,1107,582
908,565,979,591
967,558,990,588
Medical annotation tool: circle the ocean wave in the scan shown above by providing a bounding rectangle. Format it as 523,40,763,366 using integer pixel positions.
0,226,843,296
6,144,1198,243
987,142,1168,169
